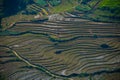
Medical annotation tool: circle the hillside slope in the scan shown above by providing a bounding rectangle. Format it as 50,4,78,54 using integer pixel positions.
0,0,120,30
86,0,120,22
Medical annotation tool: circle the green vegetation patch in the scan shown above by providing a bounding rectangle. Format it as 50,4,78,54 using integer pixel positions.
76,4,91,12
51,0,78,13
86,0,120,22
35,0,47,6
1,14,35,30
88,0,99,8
99,0,120,9
98,0,120,14
49,0,61,6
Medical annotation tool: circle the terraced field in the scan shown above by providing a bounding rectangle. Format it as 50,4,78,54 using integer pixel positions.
0,17,120,80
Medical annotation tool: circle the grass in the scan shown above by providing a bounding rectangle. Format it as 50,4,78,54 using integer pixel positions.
48,0,61,6
35,0,47,6
87,0,100,8
86,0,120,22
34,0,61,7
76,4,91,12
1,14,35,30
98,0,120,9
50,0,78,13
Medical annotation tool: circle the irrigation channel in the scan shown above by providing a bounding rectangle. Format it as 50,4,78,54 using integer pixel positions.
0,17,120,80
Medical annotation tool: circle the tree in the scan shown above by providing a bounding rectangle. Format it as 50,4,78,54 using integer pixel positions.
3,0,34,16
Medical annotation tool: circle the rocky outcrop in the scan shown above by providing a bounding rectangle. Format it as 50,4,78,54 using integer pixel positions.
48,14,64,21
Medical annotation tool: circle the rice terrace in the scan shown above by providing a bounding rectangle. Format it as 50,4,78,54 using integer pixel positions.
0,0,120,80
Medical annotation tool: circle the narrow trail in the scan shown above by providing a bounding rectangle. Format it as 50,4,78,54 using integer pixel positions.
0,45,65,79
